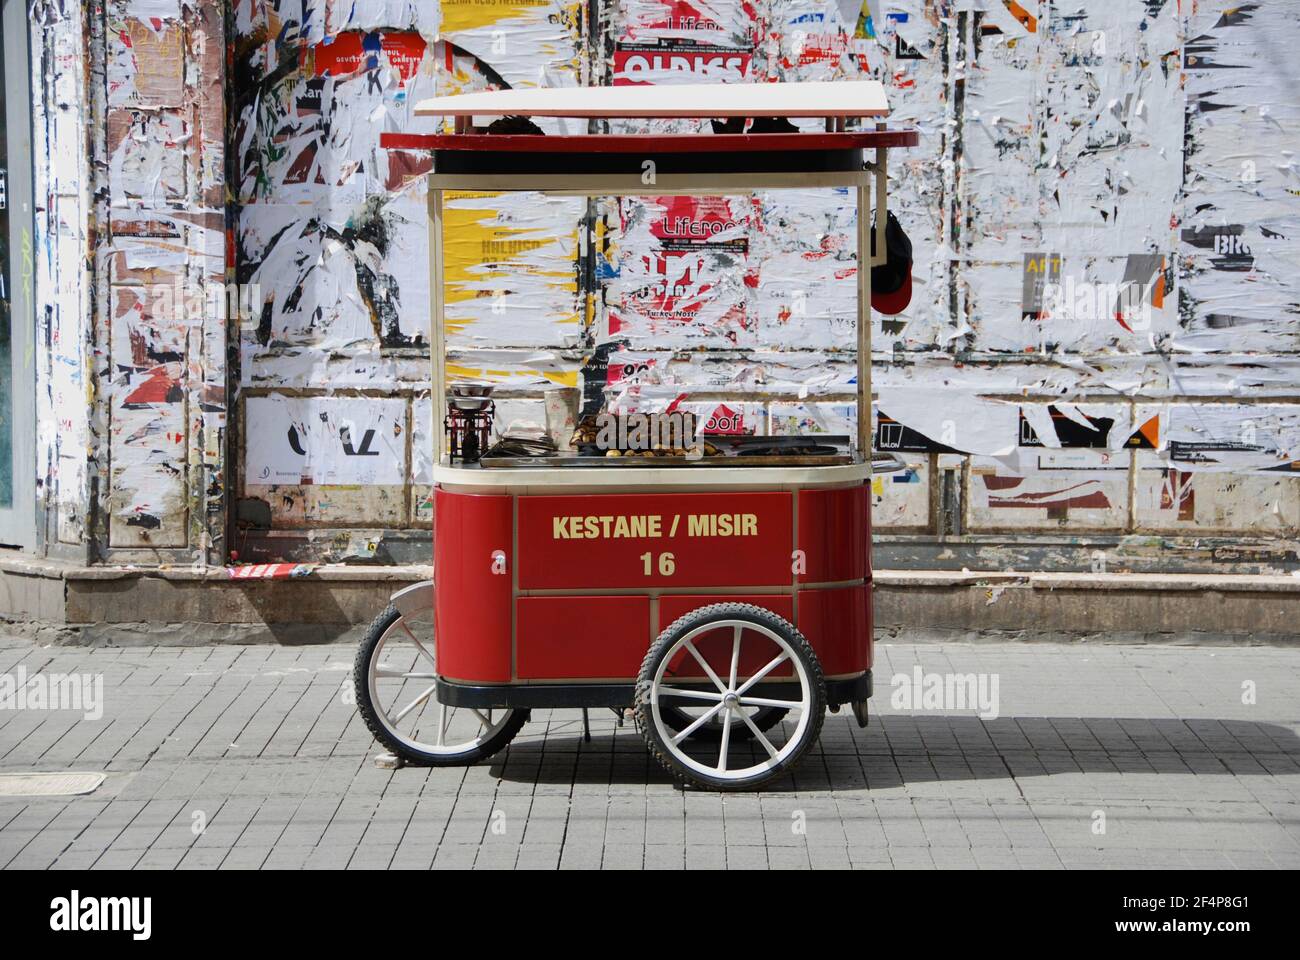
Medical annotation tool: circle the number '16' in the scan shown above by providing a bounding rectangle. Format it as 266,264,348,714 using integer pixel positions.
640,552,675,576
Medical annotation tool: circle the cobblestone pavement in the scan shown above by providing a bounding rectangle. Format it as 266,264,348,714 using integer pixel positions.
0,636,1297,870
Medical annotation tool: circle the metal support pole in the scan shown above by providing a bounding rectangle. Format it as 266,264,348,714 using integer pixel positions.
430,186,447,466
856,174,872,462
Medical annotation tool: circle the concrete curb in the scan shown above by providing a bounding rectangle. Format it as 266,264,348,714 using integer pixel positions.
0,556,433,581
875,570,1300,593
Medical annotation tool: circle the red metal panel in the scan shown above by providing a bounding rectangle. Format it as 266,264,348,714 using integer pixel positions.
657,594,794,636
798,484,869,584
517,491,794,590
433,489,513,683
516,596,651,680
797,585,872,677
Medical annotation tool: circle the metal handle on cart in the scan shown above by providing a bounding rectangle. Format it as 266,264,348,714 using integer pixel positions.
871,453,912,474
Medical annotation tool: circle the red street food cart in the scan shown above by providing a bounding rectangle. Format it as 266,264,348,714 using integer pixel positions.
356,81,917,790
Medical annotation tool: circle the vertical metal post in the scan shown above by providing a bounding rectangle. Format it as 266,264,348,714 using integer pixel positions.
430,184,447,466
864,136,889,466
856,173,872,462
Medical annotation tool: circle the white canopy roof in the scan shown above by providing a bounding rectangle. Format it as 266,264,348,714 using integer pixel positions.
414,80,890,120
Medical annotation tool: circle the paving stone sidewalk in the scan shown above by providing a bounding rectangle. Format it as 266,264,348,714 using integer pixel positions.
0,635,1297,869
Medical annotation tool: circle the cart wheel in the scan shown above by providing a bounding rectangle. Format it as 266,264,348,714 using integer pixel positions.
635,603,825,791
354,604,526,766
658,702,789,742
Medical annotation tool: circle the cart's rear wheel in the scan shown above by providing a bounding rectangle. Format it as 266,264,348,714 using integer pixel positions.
635,603,825,791
354,604,526,766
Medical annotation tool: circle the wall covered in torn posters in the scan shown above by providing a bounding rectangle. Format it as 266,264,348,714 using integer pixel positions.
27,0,227,561
104,0,227,557
25,1,1300,570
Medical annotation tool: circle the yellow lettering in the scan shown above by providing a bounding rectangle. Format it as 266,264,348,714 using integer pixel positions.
554,513,687,539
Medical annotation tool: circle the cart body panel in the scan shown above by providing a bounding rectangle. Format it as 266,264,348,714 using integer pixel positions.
432,482,871,685
431,490,513,683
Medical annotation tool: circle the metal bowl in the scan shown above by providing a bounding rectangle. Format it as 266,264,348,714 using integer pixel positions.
448,382,494,411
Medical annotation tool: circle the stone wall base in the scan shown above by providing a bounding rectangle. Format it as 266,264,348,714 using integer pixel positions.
2,558,1297,645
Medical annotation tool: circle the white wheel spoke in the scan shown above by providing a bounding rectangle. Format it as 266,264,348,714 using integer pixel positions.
670,701,726,743
717,709,733,772
735,652,790,696
470,709,495,729
657,685,724,703
728,626,742,689
437,704,448,746
738,709,780,759
374,667,436,679
737,695,803,710
399,620,437,669
392,684,437,723
682,640,728,693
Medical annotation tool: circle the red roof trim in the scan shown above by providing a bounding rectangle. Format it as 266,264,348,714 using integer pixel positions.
378,129,920,154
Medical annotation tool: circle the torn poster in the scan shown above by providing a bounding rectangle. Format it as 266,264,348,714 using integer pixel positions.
245,395,407,485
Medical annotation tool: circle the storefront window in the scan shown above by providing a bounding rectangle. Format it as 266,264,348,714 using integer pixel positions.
0,8,14,510
0,0,32,547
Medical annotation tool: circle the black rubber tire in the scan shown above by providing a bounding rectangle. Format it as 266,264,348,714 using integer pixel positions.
353,604,526,766
658,702,789,741
635,603,826,791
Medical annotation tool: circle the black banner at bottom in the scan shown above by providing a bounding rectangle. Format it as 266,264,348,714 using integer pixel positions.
1,868,1278,946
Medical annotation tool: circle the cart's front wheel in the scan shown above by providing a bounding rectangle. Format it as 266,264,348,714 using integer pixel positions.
635,603,825,791
354,604,525,766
